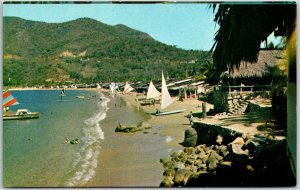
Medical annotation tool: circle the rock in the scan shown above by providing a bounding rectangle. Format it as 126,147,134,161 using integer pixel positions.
170,151,180,159
198,152,208,159
115,123,142,133
188,165,198,173
161,159,176,169
215,145,228,157
174,162,186,170
231,137,245,146
183,128,198,147
219,161,232,167
178,152,188,161
216,135,223,145
208,158,219,171
163,169,176,179
115,122,152,133
246,164,255,172
185,159,193,165
209,150,223,161
195,146,205,154
160,158,169,164
186,147,196,155
160,176,175,187
174,169,192,186
194,160,203,167
229,143,249,156
137,121,152,129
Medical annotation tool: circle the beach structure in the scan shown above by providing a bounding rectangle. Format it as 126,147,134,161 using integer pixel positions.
3,89,39,120
96,83,101,90
222,50,285,87
123,82,134,94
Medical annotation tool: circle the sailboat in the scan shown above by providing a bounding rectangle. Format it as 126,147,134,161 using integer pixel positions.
155,72,186,116
3,89,39,120
123,82,134,94
147,81,161,99
138,81,160,106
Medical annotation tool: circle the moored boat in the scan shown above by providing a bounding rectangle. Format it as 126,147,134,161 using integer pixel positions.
155,72,186,116
3,109,39,120
2,89,40,120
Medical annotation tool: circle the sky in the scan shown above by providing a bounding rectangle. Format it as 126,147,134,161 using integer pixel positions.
3,3,217,51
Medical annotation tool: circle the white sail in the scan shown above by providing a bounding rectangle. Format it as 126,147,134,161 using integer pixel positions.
146,81,161,99
110,83,115,94
123,82,134,93
96,83,101,89
161,72,173,110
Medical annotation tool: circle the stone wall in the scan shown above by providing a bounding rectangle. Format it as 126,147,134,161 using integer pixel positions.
193,122,242,146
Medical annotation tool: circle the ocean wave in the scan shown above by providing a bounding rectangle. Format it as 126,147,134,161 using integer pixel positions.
65,92,110,187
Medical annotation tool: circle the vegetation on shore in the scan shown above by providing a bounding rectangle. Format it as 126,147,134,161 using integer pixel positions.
4,16,212,86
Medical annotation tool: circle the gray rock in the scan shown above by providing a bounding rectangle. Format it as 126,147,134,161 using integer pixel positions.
174,169,192,186
215,145,228,157
186,147,196,155
183,128,198,147
174,162,186,170
208,158,219,171
185,159,193,165
163,160,176,169
160,176,174,187
163,169,176,179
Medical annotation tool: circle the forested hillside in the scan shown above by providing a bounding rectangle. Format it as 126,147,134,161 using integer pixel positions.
3,16,212,86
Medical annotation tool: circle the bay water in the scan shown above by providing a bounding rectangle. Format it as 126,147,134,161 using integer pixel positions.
3,90,111,187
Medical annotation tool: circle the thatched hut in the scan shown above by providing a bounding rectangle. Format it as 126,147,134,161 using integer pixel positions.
221,50,285,86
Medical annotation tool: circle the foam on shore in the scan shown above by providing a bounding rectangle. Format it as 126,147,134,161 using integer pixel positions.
65,92,110,187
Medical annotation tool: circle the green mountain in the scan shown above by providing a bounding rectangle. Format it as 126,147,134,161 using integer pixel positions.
3,16,211,86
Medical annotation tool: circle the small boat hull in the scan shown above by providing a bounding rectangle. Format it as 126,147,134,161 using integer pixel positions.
155,109,187,116
3,113,40,120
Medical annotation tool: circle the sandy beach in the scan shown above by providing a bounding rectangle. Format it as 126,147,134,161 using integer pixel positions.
119,92,214,148
83,90,214,187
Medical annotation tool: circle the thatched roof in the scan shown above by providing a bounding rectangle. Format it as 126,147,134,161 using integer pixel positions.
222,50,284,78
211,3,296,74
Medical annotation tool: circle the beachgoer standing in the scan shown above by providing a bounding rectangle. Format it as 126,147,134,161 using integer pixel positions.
188,111,194,125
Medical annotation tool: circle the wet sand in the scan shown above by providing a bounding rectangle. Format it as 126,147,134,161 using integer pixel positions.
86,91,214,187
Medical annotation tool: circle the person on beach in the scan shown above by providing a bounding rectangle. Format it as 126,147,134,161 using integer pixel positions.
64,138,70,144
70,138,79,144
188,111,194,125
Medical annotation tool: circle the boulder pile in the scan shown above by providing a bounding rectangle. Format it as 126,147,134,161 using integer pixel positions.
160,135,294,187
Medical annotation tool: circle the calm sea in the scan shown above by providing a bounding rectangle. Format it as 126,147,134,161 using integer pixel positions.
3,90,110,187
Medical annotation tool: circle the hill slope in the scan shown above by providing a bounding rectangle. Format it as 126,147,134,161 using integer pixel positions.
3,16,211,86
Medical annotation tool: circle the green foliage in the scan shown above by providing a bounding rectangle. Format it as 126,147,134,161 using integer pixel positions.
3,17,211,86
198,60,219,85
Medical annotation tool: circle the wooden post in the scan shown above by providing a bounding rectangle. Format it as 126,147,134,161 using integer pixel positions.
202,102,207,119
